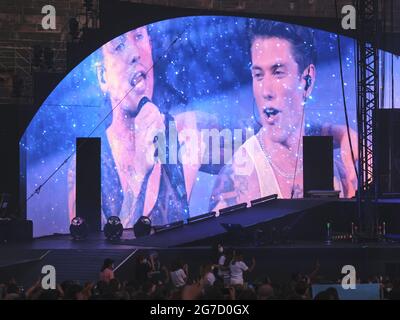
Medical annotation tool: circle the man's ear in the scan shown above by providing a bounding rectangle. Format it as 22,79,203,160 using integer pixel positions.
97,64,108,92
301,64,316,100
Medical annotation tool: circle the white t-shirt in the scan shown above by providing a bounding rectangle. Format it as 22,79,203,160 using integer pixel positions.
218,255,230,278
204,272,216,286
170,268,187,288
230,261,248,285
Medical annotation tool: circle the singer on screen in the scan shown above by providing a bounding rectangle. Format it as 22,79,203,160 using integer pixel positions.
67,26,205,228
209,20,358,211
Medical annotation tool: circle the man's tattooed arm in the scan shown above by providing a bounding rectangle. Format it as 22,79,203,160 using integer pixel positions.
209,164,253,211
209,165,238,211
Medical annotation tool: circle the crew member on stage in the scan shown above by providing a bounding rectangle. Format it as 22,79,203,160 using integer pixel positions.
209,20,358,211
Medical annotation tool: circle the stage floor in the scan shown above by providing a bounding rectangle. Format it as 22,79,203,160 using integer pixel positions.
3,197,400,250
2,230,400,250
2,197,400,285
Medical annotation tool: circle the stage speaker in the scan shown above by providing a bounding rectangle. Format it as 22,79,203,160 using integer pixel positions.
76,138,101,232
0,105,19,214
375,109,400,195
303,136,334,197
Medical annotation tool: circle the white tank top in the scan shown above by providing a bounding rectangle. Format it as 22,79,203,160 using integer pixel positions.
239,134,344,198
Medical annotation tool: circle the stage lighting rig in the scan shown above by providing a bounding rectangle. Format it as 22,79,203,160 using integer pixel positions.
69,217,88,240
104,216,123,241
250,194,278,207
187,211,216,224
133,216,152,238
219,202,247,216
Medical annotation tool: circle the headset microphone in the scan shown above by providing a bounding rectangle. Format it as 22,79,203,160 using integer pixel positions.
304,74,312,92
303,66,312,92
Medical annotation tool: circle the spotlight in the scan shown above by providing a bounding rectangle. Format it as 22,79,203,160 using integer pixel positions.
133,216,152,238
250,194,278,207
104,216,123,241
70,217,88,240
219,202,247,216
187,211,216,224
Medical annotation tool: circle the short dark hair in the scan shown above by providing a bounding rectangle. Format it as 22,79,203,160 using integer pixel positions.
101,258,114,272
248,19,317,75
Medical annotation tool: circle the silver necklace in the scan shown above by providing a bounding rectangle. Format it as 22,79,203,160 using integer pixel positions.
257,135,297,179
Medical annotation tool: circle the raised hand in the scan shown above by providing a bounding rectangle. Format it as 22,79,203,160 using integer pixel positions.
133,101,165,178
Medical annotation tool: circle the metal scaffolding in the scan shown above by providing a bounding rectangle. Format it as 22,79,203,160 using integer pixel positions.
356,0,381,233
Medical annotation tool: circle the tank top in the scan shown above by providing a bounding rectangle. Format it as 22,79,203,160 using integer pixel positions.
100,114,189,227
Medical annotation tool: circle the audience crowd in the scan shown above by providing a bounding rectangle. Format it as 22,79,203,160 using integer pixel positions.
1,246,400,300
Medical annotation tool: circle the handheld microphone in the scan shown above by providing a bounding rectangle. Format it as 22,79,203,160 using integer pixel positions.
134,96,190,219
163,112,190,219
132,96,151,118
134,96,159,154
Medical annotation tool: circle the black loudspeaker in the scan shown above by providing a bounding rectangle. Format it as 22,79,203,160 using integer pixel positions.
76,138,101,232
303,136,334,197
0,105,19,215
375,109,400,195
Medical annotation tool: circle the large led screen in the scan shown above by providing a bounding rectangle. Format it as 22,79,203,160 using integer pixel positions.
21,16,400,237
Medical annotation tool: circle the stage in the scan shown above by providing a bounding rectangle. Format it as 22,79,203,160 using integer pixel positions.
6,197,400,250
2,198,400,286
2,237,400,286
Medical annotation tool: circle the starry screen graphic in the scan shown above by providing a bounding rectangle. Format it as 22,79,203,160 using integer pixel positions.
21,16,400,237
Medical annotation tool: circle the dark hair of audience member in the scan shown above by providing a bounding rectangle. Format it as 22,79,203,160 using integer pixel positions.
101,258,114,272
